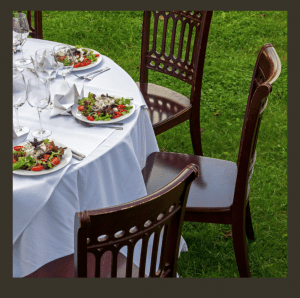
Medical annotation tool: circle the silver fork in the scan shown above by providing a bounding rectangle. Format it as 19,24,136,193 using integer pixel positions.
74,118,123,130
73,67,110,80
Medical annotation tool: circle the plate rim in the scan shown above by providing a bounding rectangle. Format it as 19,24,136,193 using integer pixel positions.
13,139,72,176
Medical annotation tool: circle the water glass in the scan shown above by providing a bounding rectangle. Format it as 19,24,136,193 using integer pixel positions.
26,78,52,139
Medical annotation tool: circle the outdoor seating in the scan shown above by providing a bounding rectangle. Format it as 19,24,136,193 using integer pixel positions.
25,163,198,278
18,11,43,39
136,11,213,156
141,43,281,277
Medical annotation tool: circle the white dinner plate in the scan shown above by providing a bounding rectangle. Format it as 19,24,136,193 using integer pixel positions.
13,140,72,176
71,95,135,124
71,48,103,72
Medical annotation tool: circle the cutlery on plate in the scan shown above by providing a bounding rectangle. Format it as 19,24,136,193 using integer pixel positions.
73,67,110,80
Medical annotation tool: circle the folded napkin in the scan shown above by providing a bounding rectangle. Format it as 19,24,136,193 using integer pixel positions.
50,84,84,118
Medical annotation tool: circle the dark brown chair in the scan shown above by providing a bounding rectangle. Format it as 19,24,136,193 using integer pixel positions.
136,11,213,156
17,11,43,39
25,163,198,278
141,43,281,277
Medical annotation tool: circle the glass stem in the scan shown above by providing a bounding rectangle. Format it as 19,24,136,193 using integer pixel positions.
20,44,25,62
14,107,21,131
37,108,45,134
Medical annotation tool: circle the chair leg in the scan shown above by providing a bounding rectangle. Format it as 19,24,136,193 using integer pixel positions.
189,115,203,156
245,202,255,240
231,221,251,277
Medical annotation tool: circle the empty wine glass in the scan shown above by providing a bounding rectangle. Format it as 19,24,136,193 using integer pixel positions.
53,44,75,92
26,78,52,139
12,17,21,52
34,48,58,109
13,12,31,67
13,68,30,136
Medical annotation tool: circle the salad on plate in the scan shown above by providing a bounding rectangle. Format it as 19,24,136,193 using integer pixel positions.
13,138,67,172
77,92,133,121
55,45,100,69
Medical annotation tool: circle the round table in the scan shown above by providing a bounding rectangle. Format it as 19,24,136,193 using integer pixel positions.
12,38,187,278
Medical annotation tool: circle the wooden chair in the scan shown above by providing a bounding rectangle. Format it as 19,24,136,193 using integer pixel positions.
136,11,213,156
17,11,43,39
25,163,198,278
141,43,281,277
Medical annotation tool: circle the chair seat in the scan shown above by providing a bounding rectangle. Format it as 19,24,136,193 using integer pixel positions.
136,82,192,127
142,152,237,211
24,251,141,278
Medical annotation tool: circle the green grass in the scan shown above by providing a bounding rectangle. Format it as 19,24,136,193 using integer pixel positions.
22,11,287,278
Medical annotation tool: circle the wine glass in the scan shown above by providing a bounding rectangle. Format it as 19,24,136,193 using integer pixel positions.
13,68,30,136
12,17,21,52
53,44,75,92
13,12,31,67
34,48,58,109
26,78,52,139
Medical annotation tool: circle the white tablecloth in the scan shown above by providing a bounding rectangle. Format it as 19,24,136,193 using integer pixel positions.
13,38,187,278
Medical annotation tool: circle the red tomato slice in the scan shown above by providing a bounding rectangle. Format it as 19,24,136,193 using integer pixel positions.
95,54,100,57
14,146,23,151
78,106,84,111
31,165,43,171
51,157,60,165
13,158,17,163
87,116,94,121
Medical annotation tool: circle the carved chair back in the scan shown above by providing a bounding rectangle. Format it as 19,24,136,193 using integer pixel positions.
74,163,199,278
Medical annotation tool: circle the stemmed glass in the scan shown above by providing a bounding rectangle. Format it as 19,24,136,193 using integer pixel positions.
26,78,52,139
34,48,58,109
13,12,31,67
53,44,75,92
13,68,30,136
12,17,21,52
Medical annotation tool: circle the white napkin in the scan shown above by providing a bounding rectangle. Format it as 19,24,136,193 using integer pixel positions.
50,84,84,117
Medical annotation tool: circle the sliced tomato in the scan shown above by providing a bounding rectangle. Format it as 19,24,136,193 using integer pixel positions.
78,105,84,111
87,116,94,121
14,146,23,151
95,54,100,57
97,111,100,116
115,112,122,116
13,158,17,163
118,104,125,109
47,145,53,150
41,154,50,162
74,63,81,68
51,157,60,165
31,165,43,171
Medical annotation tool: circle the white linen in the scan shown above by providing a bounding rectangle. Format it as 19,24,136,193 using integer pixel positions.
50,84,83,117
13,38,188,278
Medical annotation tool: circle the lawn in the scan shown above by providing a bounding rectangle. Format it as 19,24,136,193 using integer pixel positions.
23,11,287,277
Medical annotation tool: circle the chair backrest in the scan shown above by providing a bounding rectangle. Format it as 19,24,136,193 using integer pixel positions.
139,11,212,103
233,44,281,210
18,11,43,39
74,163,199,278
